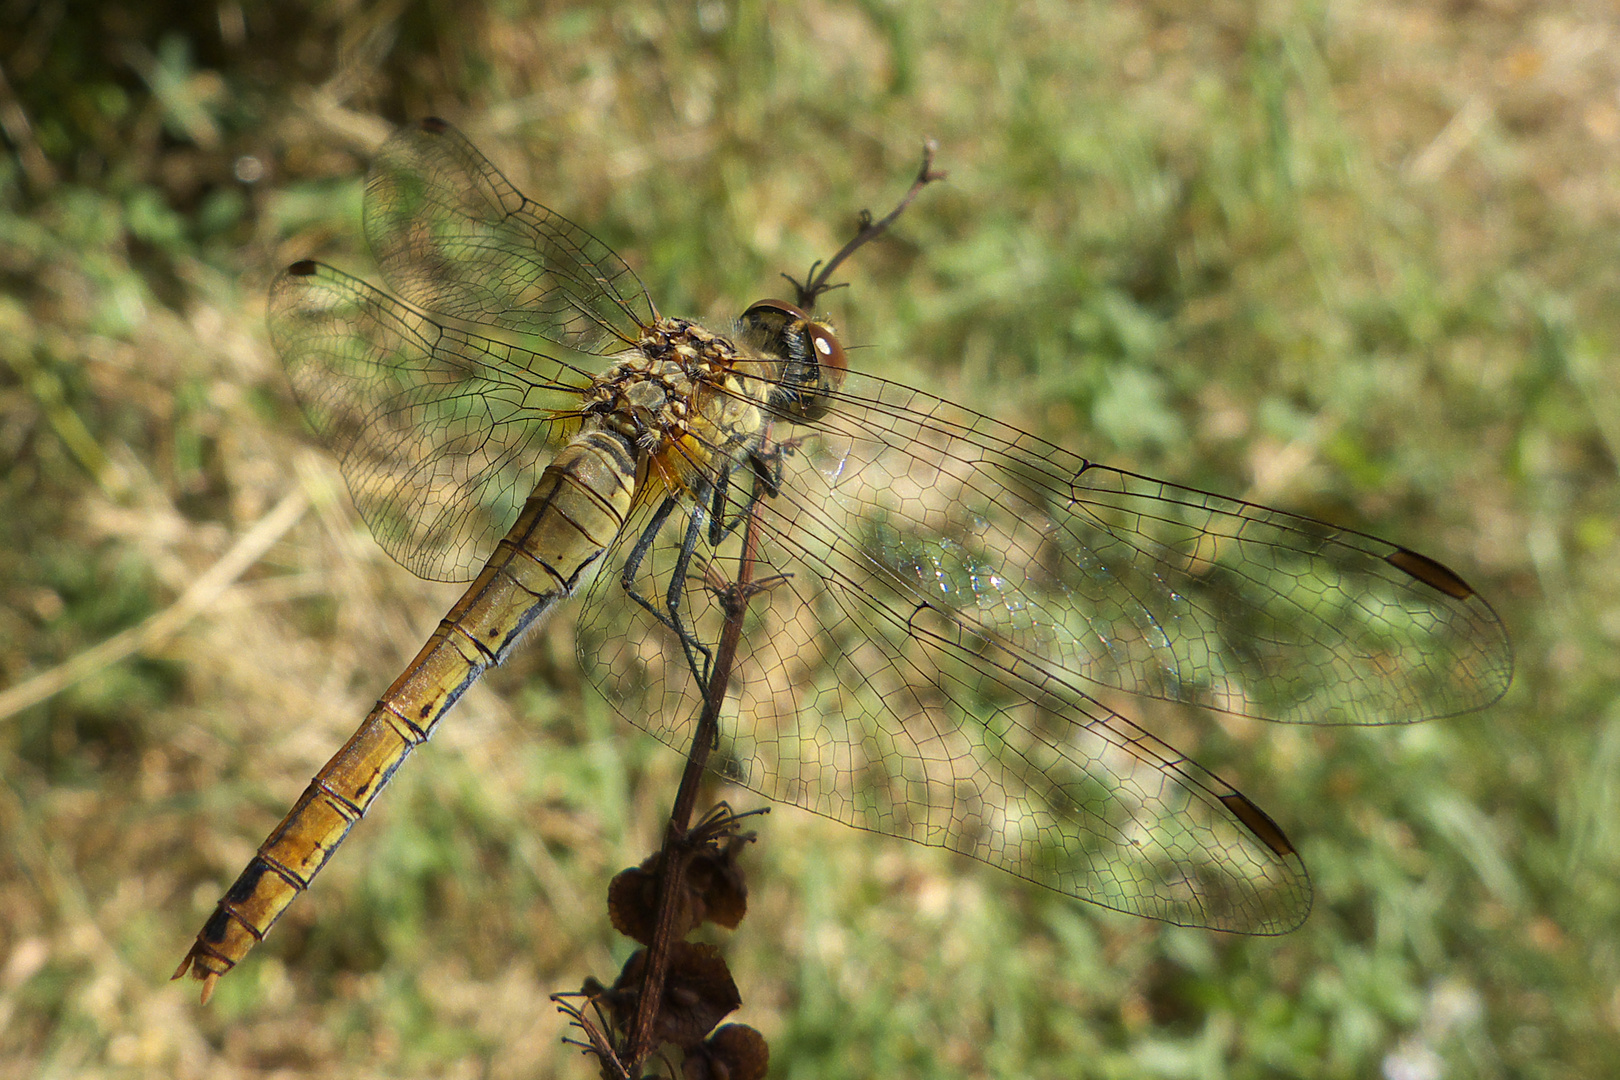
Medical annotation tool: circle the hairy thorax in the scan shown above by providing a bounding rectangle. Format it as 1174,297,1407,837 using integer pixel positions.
582,317,774,500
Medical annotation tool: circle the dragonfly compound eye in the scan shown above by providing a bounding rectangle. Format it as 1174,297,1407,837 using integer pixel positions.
740,298,847,422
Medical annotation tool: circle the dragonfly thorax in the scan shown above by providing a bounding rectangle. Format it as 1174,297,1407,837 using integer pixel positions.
582,317,772,497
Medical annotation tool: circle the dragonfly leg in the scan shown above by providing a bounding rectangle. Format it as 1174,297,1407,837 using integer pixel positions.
663,485,717,682
704,459,764,545
706,463,736,546
749,440,789,498
619,492,716,684
702,443,786,549
620,494,679,593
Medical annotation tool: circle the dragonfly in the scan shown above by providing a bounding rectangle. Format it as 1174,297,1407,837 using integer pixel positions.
175,118,1512,1002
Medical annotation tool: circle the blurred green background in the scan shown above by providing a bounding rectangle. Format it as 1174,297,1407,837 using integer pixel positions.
1,1,1614,1077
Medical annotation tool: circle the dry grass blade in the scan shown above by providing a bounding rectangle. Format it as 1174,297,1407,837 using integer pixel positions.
0,487,309,722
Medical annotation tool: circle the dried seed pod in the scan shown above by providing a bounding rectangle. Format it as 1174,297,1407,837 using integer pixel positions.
682,1024,769,1080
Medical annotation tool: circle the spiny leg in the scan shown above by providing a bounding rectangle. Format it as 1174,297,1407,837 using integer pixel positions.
620,494,679,599
664,483,716,682
703,444,787,548
618,489,716,684
749,440,790,498
618,440,794,688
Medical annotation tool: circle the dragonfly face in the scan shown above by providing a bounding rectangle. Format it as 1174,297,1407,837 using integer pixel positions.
737,299,848,422
176,117,1512,1002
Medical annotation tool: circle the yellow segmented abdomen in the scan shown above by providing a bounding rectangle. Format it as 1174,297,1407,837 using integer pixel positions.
174,429,637,1001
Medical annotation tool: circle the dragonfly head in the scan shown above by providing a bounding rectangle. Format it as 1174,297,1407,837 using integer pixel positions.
739,299,847,422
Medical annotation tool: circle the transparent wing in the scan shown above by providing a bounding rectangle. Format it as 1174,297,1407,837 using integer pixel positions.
364,118,656,351
267,262,592,581
793,371,1513,726
576,365,1511,931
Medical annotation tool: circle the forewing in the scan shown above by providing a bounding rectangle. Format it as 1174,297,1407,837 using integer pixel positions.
268,262,589,581
791,372,1513,727
364,118,656,352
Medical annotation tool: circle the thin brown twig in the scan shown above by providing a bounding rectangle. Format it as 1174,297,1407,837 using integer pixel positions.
785,139,947,310
626,438,775,1068
613,142,946,1072
553,993,634,1080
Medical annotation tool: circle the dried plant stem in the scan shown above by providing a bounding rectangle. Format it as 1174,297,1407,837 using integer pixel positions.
786,139,947,308
626,453,772,1068
611,144,946,1071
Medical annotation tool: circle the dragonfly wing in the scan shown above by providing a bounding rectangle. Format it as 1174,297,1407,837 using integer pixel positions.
788,371,1512,727
748,540,1313,931
571,380,1313,931
575,362,1509,929
268,262,589,581
363,118,657,352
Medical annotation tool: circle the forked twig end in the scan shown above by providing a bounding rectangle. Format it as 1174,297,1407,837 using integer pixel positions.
785,139,947,310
